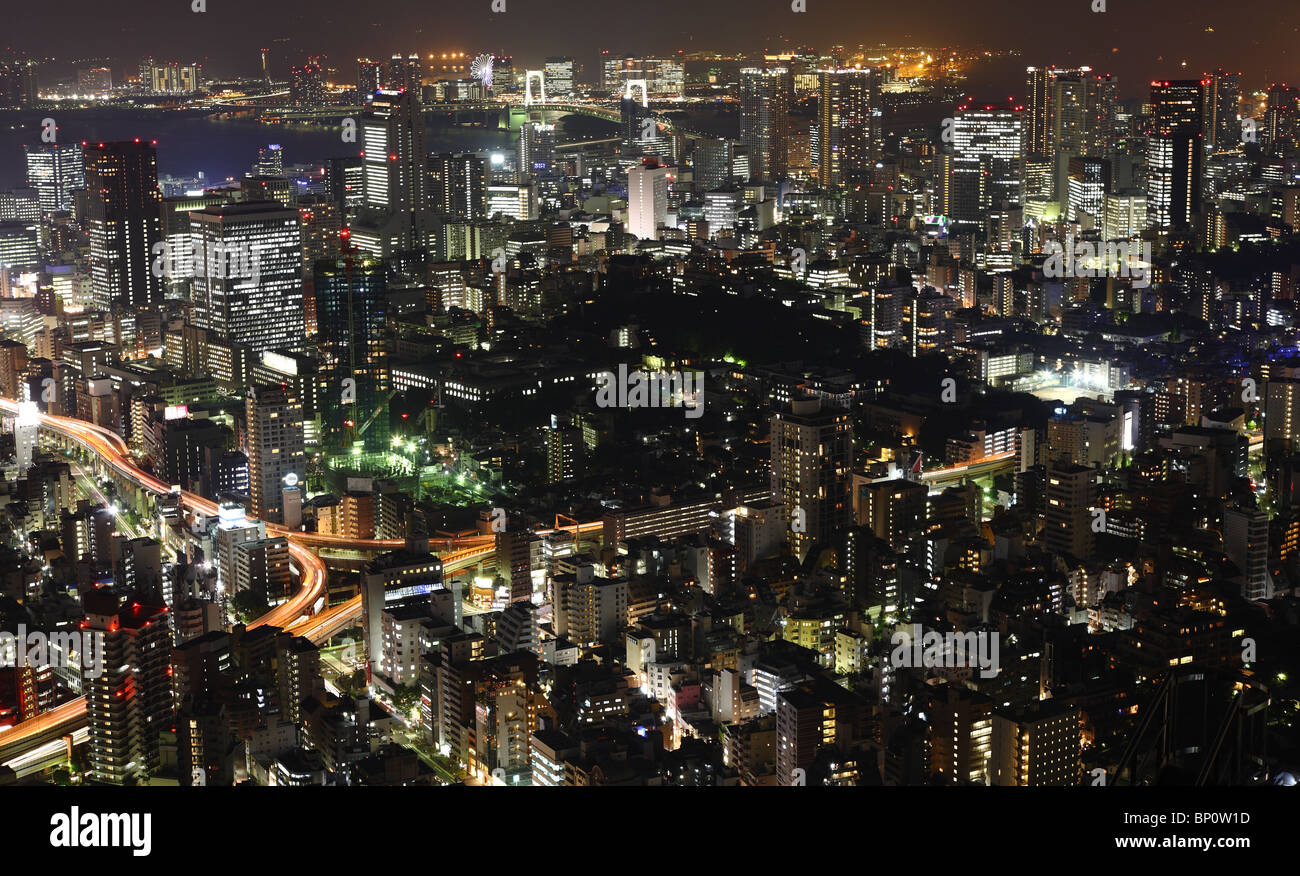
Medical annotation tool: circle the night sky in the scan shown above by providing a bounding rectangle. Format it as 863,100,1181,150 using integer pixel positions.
5,0,1300,98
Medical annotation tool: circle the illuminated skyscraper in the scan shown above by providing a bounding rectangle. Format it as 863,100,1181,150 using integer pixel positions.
289,59,324,107
245,383,306,525
189,201,305,354
1205,68,1241,151
816,68,880,188
518,121,557,179
1024,66,1055,157
387,53,423,93
82,590,171,785
84,140,163,311
315,252,389,451
352,89,430,258
24,143,85,213
429,152,487,220
543,57,575,97
1147,79,1205,230
356,58,385,101
770,396,852,561
948,105,1024,228
740,67,790,181
627,159,668,240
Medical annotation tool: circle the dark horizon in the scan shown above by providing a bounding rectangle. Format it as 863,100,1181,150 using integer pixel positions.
5,0,1299,99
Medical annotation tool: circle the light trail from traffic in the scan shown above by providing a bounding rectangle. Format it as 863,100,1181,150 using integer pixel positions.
0,399,601,765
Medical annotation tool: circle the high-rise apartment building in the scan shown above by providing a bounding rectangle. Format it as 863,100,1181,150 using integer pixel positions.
816,68,879,188
770,396,853,561
1044,460,1096,561
82,590,171,785
245,383,306,524
740,67,790,181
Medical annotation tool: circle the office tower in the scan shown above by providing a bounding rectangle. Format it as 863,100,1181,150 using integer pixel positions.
1206,69,1241,151
740,67,790,181
627,159,668,240
948,105,1023,228
24,143,85,213
1264,84,1299,156
289,59,323,106
1103,189,1148,239
1224,505,1269,600
84,140,163,311
486,183,537,220
351,89,429,258
1049,68,1116,156
82,590,171,785
315,253,389,450
1066,156,1109,224
770,396,852,561
543,57,575,97
0,220,39,271
326,156,363,215
816,68,879,188
245,383,305,524
254,143,284,177
429,152,487,219
693,138,747,192
356,58,385,101
1044,460,1096,561
1147,79,1205,230
361,89,426,213
990,702,1081,786
189,201,304,354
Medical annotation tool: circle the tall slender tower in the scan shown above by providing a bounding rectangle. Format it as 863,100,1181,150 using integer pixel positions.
1147,79,1205,230
84,140,163,312
769,396,852,561
816,68,880,188
315,249,389,451
82,590,171,785
740,67,790,181
246,383,306,524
